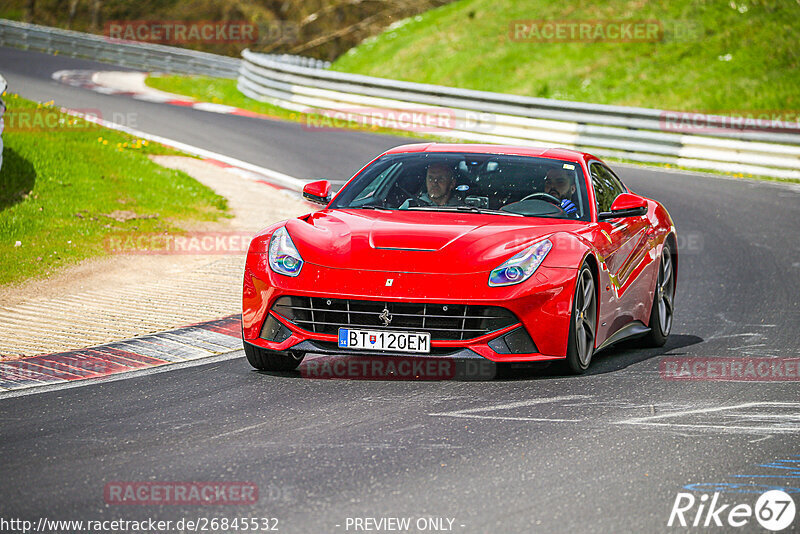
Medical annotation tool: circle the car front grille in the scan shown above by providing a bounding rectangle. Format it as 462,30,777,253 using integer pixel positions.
271,296,518,341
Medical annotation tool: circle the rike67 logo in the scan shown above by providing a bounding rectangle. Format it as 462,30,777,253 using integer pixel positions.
668,490,796,531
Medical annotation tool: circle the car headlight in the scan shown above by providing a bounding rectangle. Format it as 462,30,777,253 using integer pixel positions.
269,226,303,277
488,239,552,287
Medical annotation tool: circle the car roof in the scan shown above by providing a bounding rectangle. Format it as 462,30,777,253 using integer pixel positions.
383,143,598,163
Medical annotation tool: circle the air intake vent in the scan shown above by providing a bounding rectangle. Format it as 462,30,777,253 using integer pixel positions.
272,296,518,341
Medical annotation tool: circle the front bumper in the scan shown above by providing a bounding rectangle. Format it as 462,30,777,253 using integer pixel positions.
243,254,577,363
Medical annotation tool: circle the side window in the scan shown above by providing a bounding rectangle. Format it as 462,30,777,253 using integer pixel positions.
590,163,613,212
601,165,627,196
591,163,626,212
353,162,401,203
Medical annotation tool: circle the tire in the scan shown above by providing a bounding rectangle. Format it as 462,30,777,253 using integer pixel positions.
243,341,304,371
642,243,675,347
564,263,597,374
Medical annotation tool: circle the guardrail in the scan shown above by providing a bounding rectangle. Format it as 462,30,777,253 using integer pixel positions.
239,49,800,179
0,19,240,77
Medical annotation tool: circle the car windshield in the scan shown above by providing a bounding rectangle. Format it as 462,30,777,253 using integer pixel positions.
329,152,590,220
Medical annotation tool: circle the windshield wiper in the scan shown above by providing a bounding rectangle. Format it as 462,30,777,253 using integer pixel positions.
405,206,523,217
347,205,389,210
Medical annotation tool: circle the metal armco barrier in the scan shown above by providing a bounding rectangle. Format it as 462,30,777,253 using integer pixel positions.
0,19,240,77
239,48,800,179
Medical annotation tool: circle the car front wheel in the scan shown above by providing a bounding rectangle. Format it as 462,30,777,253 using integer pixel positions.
564,263,597,374
643,244,675,347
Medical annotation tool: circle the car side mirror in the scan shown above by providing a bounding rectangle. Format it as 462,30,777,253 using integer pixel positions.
302,180,332,205
598,193,648,220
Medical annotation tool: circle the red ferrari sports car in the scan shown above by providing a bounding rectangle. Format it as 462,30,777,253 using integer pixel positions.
242,144,676,374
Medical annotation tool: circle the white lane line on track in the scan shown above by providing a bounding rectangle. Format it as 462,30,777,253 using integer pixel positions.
62,108,307,191
430,414,582,423
615,402,800,434
428,394,590,422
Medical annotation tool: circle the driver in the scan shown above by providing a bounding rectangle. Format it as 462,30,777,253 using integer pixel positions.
400,163,461,208
543,168,578,215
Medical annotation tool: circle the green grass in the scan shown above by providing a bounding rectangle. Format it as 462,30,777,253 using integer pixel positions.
331,0,799,113
0,94,228,286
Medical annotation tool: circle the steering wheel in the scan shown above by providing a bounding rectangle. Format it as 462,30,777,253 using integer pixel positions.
397,184,417,199
520,192,563,206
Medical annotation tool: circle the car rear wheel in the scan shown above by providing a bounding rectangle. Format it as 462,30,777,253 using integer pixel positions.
564,264,597,374
243,341,304,371
643,244,675,347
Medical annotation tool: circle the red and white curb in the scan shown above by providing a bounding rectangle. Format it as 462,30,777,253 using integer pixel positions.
52,69,279,121
0,315,241,392
0,91,319,395
199,157,309,198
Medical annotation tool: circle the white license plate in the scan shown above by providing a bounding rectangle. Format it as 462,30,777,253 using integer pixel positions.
338,328,431,353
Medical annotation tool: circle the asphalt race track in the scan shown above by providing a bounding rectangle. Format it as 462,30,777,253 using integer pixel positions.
1,47,799,533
